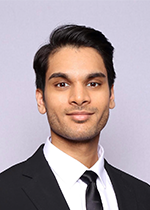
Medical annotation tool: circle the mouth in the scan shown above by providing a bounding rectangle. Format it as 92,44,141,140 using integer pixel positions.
66,111,94,122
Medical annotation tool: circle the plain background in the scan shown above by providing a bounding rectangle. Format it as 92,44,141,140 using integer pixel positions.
0,0,150,184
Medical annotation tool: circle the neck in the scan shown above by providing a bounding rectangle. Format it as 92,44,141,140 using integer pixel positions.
51,133,100,168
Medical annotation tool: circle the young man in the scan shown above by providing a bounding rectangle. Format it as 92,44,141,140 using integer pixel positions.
0,25,150,210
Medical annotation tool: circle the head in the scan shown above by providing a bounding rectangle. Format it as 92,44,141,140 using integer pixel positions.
34,24,116,144
33,24,116,95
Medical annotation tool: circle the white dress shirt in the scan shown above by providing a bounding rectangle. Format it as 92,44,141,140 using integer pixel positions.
43,137,119,210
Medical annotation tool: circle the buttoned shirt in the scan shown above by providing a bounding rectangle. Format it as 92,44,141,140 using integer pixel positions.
43,137,119,210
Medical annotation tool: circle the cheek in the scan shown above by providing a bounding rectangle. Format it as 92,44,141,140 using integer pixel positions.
92,93,110,107
45,93,68,112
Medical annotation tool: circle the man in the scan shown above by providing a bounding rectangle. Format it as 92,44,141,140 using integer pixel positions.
0,24,150,210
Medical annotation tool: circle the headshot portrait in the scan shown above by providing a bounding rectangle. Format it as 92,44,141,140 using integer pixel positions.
0,1,150,210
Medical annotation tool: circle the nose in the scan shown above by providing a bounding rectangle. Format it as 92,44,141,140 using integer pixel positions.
68,84,91,107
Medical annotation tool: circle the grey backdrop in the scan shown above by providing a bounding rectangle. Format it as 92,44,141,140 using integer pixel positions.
0,0,150,184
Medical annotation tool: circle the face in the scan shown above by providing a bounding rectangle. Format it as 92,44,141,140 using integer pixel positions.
36,46,115,143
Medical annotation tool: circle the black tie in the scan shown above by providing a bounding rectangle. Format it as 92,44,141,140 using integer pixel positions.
80,170,103,210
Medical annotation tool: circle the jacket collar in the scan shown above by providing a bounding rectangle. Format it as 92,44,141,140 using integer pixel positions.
21,145,138,210
105,160,137,210
21,145,70,210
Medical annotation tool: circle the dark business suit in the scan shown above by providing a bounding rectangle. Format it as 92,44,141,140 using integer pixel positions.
0,145,150,210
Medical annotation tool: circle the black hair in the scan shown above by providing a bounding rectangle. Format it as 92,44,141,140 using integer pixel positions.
33,24,116,93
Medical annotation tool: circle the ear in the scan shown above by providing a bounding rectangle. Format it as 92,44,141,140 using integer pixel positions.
109,85,115,109
36,89,46,114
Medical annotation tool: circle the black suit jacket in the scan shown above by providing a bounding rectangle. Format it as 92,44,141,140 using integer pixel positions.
0,145,150,210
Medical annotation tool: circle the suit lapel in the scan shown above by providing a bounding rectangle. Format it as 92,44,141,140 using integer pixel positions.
21,145,70,210
20,145,139,210
105,160,137,210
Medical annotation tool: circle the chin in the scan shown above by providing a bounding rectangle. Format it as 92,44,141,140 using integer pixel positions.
57,131,99,143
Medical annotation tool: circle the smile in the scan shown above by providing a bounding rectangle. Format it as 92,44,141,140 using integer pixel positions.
66,111,94,121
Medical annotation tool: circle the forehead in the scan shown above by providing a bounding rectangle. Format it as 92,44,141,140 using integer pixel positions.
46,46,107,79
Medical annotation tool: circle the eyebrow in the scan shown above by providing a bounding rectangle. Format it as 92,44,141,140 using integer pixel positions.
48,72,106,81
49,72,69,80
86,72,106,80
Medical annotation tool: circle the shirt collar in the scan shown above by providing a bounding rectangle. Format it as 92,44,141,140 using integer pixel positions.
43,137,106,188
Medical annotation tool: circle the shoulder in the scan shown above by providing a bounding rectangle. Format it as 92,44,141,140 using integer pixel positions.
0,144,45,187
0,144,47,209
105,160,150,208
105,160,150,188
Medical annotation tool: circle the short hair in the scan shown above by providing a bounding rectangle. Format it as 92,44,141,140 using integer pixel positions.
33,24,116,93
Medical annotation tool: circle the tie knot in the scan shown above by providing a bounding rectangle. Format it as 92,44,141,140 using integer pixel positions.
80,170,98,185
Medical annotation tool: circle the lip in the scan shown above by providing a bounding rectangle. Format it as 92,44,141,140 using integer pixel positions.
66,111,94,121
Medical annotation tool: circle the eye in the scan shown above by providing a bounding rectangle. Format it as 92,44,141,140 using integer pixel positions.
55,82,69,87
87,82,100,87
